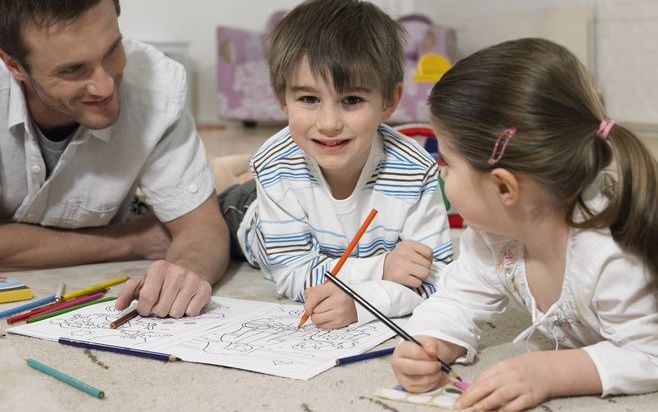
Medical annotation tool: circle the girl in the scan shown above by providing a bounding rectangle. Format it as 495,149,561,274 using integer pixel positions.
391,38,658,411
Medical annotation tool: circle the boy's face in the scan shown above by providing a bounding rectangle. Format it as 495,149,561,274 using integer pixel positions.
281,58,400,195
4,0,125,131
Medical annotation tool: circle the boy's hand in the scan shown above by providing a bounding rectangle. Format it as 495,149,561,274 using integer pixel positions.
383,240,433,287
454,352,551,411
392,336,450,392
303,282,357,329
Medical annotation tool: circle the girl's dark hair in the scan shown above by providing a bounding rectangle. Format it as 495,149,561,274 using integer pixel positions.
0,0,121,71
429,38,658,275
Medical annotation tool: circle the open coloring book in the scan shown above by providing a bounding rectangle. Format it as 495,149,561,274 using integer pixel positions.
8,297,396,380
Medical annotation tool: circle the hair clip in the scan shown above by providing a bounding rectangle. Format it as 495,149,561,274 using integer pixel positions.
596,119,615,140
487,127,517,165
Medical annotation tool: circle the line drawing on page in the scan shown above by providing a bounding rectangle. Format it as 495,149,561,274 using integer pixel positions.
46,301,230,344
179,306,378,357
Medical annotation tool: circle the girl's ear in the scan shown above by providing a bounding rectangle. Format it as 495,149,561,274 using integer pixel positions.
489,168,519,206
381,83,403,121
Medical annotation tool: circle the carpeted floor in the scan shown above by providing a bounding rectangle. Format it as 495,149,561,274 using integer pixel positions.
1,260,656,411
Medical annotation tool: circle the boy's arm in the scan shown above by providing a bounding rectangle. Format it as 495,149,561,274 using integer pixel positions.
0,214,169,271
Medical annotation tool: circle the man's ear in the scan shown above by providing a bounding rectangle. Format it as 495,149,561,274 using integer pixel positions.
381,82,403,121
0,48,29,82
489,168,519,206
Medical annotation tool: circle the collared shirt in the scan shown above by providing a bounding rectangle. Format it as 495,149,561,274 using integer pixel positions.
0,39,215,228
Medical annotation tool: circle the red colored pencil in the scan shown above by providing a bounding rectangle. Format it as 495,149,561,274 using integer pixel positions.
296,208,378,329
7,290,107,324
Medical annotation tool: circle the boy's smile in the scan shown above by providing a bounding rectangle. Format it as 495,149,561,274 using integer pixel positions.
281,57,400,199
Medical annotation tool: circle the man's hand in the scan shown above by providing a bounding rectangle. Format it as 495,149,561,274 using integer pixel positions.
383,240,433,287
115,259,211,318
303,281,357,329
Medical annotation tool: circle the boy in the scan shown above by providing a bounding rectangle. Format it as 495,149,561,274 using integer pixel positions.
219,0,453,328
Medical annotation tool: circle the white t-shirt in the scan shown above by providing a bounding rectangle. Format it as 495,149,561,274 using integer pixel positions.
406,195,658,395
0,39,215,227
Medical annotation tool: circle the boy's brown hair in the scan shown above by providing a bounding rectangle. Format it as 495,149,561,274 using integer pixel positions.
266,0,405,105
0,0,121,71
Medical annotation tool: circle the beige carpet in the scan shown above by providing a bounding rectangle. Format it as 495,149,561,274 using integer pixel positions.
1,260,656,411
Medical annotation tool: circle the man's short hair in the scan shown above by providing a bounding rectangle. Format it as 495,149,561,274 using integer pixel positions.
0,0,121,71
266,0,406,105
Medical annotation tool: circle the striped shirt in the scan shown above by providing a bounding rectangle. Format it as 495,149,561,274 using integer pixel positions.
237,124,453,324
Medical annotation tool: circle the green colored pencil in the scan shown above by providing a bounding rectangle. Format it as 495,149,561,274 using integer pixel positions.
27,358,105,398
26,296,116,323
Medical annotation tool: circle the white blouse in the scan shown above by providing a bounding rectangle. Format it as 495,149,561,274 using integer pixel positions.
407,224,658,396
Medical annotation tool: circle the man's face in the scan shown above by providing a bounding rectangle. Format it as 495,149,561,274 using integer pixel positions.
18,0,125,131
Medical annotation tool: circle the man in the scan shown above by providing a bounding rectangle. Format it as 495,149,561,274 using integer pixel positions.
0,0,230,318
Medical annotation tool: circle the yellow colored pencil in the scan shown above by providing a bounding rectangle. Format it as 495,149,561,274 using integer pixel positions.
61,276,129,301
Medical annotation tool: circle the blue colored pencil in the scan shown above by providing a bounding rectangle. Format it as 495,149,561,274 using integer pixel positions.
0,294,56,319
58,337,179,362
336,347,395,366
26,358,105,398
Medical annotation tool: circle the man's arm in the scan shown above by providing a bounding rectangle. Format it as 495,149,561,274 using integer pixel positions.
0,213,170,271
115,195,230,318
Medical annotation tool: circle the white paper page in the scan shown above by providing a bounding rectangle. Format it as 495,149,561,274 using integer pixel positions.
7,297,396,380
164,303,395,380
7,297,244,350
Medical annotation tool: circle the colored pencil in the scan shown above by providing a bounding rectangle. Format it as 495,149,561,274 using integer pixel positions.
0,294,56,319
26,296,116,323
109,308,139,329
336,347,395,366
59,337,179,362
323,271,468,388
55,282,65,302
26,358,104,398
61,276,128,301
296,208,378,329
7,290,107,324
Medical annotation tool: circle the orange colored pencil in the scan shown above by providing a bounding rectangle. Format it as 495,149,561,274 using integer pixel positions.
296,208,378,329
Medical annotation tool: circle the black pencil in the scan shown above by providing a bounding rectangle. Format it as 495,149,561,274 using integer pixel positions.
323,271,467,386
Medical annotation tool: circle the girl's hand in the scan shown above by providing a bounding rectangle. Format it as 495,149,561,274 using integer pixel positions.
383,240,433,288
391,336,450,392
455,352,551,411
303,282,357,329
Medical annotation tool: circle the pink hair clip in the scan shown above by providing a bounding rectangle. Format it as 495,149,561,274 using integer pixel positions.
487,127,517,165
596,119,616,140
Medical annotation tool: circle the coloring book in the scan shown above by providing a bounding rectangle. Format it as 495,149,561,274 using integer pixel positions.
8,297,396,379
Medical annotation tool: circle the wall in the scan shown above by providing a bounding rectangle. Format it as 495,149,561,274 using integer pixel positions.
119,0,658,128
118,0,410,124
118,0,302,124
415,0,658,126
